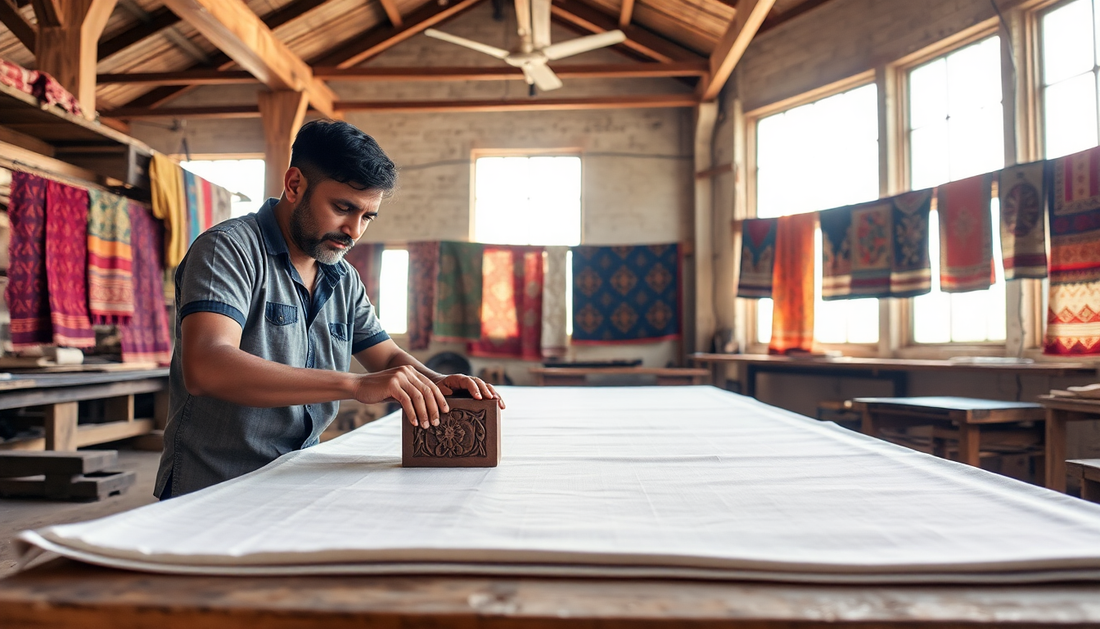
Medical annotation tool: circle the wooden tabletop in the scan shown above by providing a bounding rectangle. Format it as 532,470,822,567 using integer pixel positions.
3,558,1100,628
691,353,1100,376
1037,395,1100,414
0,368,170,392
852,396,1044,412
531,367,710,376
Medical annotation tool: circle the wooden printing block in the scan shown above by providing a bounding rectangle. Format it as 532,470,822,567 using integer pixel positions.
402,391,500,467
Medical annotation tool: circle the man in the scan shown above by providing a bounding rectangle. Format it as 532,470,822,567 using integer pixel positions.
155,120,503,499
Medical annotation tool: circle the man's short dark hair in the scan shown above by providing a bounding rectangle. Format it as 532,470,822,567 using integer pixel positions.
290,120,397,194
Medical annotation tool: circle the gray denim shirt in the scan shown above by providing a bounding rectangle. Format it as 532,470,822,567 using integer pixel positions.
155,198,389,498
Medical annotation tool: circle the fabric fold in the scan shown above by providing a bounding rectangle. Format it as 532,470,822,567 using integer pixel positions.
571,244,680,344
45,180,95,348
769,213,815,354
150,153,188,268
5,171,52,348
1049,146,1100,286
406,242,439,351
999,162,1048,280
472,246,544,360
433,241,484,343
937,174,994,293
121,203,173,365
540,246,568,358
738,218,778,299
86,189,134,325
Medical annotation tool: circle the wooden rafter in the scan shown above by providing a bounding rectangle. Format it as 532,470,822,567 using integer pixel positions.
309,0,483,69
759,0,833,33
98,7,180,59
102,94,698,118
550,0,701,63
378,0,402,28
98,63,709,85
160,0,336,117
699,0,774,101
0,0,36,51
30,0,62,26
618,0,634,28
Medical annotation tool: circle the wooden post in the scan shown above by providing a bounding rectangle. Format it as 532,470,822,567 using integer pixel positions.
957,423,981,467
33,0,118,118
1046,408,1067,492
104,395,135,422
258,89,309,200
45,401,79,451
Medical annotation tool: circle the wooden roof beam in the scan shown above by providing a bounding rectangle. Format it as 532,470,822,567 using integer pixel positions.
618,0,633,27
98,7,180,59
0,0,36,51
698,0,773,101
378,0,402,28
309,0,484,69
550,0,702,63
160,0,336,117
759,0,833,33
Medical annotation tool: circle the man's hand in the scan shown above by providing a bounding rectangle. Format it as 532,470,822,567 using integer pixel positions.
353,365,450,429
432,374,506,410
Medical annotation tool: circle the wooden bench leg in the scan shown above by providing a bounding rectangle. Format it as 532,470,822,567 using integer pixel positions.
958,424,981,467
1046,409,1068,492
45,402,78,451
1082,479,1100,503
860,409,879,438
104,395,135,423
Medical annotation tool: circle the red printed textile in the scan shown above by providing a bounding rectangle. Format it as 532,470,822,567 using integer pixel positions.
343,243,384,307
1045,280,1100,355
769,213,816,355
45,180,95,348
471,246,544,360
937,174,994,293
0,59,37,95
5,171,52,348
32,71,83,117
121,203,173,365
1050,146,1100,285
406,242,439,351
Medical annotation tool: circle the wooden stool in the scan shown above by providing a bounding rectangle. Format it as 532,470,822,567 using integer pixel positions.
0,450,135,500
1067,459,1100,503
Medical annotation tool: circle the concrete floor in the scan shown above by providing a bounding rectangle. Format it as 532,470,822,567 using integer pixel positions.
0,448,161,578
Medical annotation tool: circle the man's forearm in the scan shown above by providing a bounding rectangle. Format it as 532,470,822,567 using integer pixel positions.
184,344,359,407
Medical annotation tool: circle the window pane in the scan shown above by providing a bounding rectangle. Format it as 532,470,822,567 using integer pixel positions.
947,105,1004,180
910,58,948,130
1043,0,1095,85
1044,71,1099,158
757,298,774,344
378,249,409,334
474,155,582,246
946,37,1003,114
910,121,951,190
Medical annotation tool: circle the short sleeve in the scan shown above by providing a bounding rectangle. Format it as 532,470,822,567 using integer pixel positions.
176,229,257,328
349,272,390,353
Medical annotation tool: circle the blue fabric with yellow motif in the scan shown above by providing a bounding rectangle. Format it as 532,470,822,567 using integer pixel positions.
571,244,680,344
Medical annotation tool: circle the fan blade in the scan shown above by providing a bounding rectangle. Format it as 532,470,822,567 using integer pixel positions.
524,62,563,91
424,29,510,59
531,0,551,50
542,30,626,60
514,0,532,45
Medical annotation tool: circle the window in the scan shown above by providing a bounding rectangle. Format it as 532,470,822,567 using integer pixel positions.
907,35,1007,343
378,249,409,334
179,159,265,219
473,155,582,246
753,83,881,345
1041,0,1100,158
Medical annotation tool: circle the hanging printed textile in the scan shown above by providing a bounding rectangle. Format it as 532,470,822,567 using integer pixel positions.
541,246,568,358
849,200,894,297
343,242,384,307
890,189,933,297
571,244,680,344
406,242,439,351
769,213,815,354
211,184,233,226
86,189,134,325
999,162,1048,280
121,203,173,365
737,218,777,299
1049,146,1100,286
45,180,95,348
150,153,188,268
937,174,994,293
820,206,853,300
6,171,52,348
183,170,213,243
433,242,484,342
1045,280,1100,355
472,246,544,359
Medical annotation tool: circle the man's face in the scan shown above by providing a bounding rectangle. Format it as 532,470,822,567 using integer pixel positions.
289,176,384,265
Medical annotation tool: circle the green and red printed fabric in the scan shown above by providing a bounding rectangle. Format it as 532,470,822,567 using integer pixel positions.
432,241,484,342
571,244,680,344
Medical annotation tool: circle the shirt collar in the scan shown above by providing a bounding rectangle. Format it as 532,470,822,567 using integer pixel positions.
256,197,347,281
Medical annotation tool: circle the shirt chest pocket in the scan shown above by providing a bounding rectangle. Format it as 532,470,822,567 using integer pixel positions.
265,302,298,326
329,322,348,341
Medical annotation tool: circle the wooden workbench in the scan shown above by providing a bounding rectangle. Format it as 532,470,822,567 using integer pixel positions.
1038,395,1100,493
530,366,710,386
2,558,1100,628
0,368,169,451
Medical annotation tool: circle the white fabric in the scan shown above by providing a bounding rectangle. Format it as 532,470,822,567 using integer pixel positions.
540,246,568,358
18,387,1100,583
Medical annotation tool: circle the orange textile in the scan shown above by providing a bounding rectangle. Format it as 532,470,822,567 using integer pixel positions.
768,213,816,355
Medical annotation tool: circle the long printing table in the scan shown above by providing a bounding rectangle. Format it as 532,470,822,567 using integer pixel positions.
0,368,169,451
6,386,1100,627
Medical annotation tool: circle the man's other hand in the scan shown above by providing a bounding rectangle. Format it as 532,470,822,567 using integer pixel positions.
354,365,449,429
432,374,506,410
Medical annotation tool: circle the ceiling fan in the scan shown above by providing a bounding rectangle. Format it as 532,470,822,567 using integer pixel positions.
424,0,626,93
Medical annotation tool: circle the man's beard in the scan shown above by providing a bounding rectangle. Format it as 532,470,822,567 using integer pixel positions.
289,189,355,265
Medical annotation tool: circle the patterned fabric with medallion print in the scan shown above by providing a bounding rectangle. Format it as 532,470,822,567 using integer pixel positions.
471,246,544,359
406,242,439,350
849,200,894,297
999,162,1048,280
1049,146,1100,286
571,244,680,344
769,213,816,354
6,171,52,348
433,241,484,342
890,189,933,297
737,218,777,299
937,174,995,293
